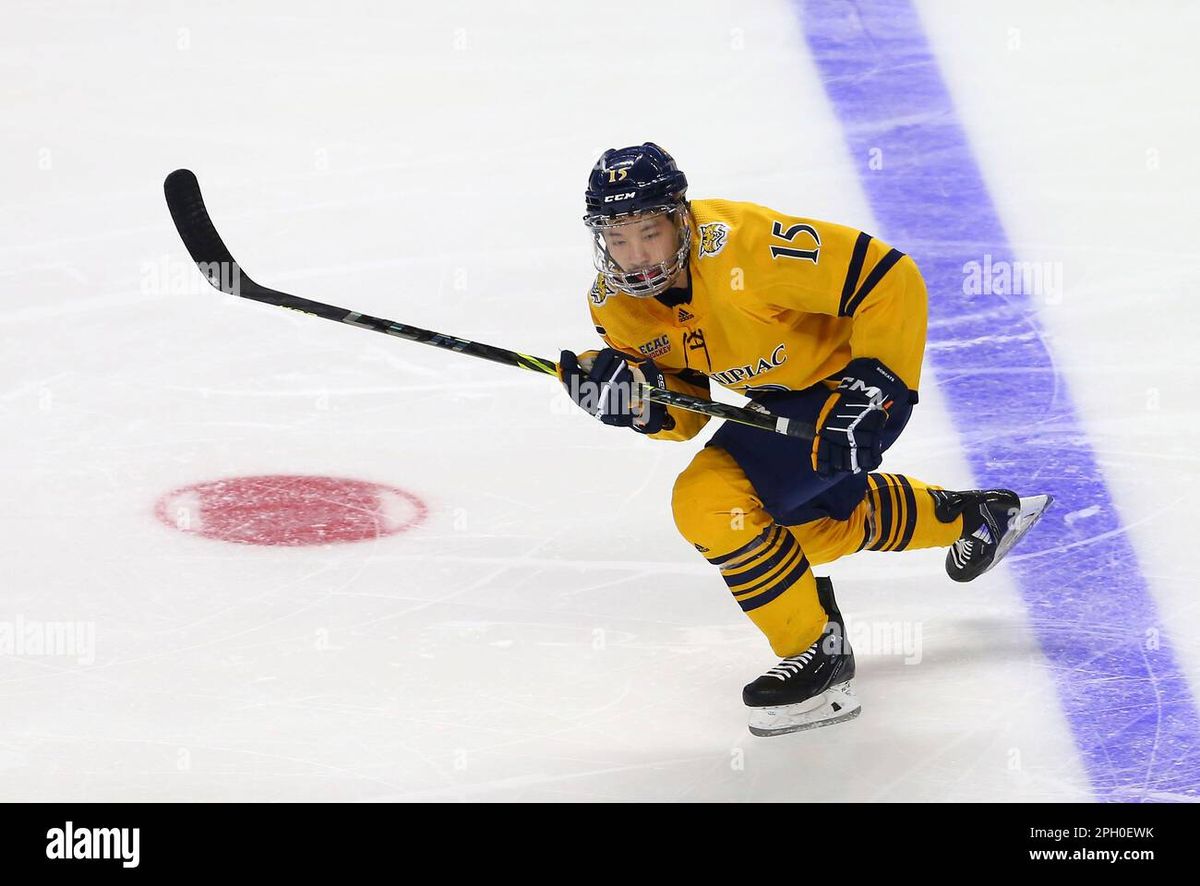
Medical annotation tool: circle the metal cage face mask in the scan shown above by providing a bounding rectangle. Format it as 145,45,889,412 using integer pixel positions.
585,205,691,299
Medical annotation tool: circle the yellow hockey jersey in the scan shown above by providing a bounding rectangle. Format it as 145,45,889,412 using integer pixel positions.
585,199,928,441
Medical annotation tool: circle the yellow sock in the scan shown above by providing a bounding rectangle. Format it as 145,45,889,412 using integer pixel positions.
672,449,961,654
709,526,827,656
863,473,962,552
790,473,963,565
673,446,827,657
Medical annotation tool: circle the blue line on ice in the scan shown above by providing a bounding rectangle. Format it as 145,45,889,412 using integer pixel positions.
799,0,1200,801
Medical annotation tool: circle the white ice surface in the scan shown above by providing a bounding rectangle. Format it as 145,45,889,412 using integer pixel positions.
0,0,1195,801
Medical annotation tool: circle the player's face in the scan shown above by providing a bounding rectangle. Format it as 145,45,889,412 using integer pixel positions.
601,213,679,274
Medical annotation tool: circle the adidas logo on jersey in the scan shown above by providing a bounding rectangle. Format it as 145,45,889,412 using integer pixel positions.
678,307,694,323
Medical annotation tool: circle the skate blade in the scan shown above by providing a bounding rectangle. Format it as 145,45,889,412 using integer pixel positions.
747,681,861,737
983,493,1053,577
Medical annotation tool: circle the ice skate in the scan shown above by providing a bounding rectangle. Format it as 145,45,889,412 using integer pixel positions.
743,577,861,736
934,489,1054,583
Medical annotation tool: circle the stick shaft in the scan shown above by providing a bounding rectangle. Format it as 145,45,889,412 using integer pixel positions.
162,169,813,440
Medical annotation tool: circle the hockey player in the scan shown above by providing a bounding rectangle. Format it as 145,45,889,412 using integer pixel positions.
559,143,1051,737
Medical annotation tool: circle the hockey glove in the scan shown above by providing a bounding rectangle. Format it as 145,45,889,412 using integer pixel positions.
813,357,908,476
559,348,669,434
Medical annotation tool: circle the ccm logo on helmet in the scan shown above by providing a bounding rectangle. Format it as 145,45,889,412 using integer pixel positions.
602,192,636,202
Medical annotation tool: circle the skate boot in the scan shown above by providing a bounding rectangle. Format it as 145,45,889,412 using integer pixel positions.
743,576,861,737
934,489,1054,582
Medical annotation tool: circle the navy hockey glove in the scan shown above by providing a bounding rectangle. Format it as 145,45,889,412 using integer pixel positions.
813,358,908,476
559,348,669,434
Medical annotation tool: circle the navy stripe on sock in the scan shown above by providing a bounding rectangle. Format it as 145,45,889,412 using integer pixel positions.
707,524,781,567
720,530,796,585
723,533,798,591
893,475,919,551
868,475,895,551
882,474,906,551
737,555,811,612
731,540,805,597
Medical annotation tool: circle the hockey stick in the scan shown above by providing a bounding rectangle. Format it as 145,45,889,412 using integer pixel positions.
162,169,814,440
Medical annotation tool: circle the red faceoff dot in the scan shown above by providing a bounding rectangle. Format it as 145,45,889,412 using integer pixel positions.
155,475,427,546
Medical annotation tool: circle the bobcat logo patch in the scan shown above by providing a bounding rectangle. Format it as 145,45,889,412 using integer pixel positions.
589,276,610,306
697,222,730,258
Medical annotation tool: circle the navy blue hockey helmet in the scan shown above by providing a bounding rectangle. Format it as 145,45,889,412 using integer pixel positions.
584,143,692,298
584,142,688,220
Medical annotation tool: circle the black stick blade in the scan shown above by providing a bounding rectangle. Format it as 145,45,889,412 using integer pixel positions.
164,169,253,295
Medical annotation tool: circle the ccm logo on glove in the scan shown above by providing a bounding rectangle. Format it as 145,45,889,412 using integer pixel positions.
839,369,897,406
813,358,909,476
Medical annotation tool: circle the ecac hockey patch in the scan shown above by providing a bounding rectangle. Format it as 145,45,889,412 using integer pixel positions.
638,334,671,359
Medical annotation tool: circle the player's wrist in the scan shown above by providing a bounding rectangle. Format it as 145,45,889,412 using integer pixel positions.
631,358,669,434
